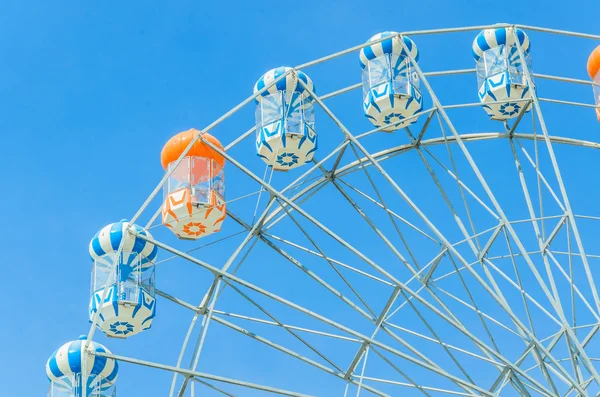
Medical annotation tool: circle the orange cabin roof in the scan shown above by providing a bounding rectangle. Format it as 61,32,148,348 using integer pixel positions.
161,129,226,170
588,46,600,79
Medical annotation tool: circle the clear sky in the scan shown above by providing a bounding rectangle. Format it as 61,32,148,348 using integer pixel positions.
2,0,600,396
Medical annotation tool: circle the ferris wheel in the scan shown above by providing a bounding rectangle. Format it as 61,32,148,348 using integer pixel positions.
45,23,600,397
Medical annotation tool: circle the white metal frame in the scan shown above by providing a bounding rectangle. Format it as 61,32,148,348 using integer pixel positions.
78,24,600,397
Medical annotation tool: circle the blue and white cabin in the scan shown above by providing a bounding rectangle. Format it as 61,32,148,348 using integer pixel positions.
89,220,157,338
46,336,118,397
472,27,533,120
253,67,317,171
360,32,423,132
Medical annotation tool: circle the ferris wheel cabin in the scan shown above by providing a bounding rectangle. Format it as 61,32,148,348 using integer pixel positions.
587,46,600,121
360,32,424,132
472,27,533,120
254,67,318,170
88,221,157,338
46,336,118,397
161,129,226,239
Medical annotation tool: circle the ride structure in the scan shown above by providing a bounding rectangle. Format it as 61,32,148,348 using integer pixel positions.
46,24,600,397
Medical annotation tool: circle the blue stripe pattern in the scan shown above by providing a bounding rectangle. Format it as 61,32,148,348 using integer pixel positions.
472,27,530,62
46,336,119,389
89,220,158,270
47,349,63,379
359,32,419,69
253,67,315,104
67,342,82,373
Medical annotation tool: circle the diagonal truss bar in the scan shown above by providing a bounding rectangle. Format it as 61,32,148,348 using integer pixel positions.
397,35,596,394
293,71,577,395
136,232,507,396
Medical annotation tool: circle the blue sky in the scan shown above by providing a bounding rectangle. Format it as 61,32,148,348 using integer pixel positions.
2,0,600,396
